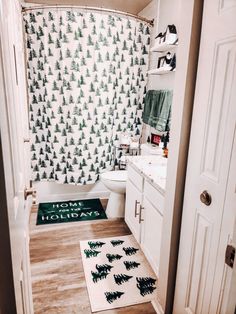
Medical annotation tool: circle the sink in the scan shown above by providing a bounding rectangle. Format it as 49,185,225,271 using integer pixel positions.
127,155,168,192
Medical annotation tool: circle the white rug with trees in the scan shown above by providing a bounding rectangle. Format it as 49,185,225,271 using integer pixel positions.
80,235,157,312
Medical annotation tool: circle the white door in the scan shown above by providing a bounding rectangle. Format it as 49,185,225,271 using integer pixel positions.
174,0,236,313
0,0,34,313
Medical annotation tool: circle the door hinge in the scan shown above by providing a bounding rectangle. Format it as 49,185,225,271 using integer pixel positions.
225,244,235,268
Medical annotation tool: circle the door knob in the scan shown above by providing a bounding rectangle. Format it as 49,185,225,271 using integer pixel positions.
200,190,212,206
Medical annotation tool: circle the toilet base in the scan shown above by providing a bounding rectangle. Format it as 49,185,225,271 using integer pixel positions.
106,192,125,218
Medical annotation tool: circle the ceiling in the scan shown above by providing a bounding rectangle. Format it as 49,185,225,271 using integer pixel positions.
22,0,153,15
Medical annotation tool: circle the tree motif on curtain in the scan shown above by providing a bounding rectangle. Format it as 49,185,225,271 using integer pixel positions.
24,9,151,185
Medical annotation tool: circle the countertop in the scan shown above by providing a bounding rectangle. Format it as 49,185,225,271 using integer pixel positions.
126,155,167,195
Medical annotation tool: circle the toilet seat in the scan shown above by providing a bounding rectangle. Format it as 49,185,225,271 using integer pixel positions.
100,170,127,182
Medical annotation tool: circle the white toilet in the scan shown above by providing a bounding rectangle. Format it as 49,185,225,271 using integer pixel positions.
101,144,162,218
100,170,127,218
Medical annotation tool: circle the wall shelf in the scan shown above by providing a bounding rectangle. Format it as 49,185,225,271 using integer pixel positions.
148,68,176,75
150,42,178,53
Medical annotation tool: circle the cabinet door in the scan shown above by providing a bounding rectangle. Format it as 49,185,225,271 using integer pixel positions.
125,179,142,242
141,197,163,276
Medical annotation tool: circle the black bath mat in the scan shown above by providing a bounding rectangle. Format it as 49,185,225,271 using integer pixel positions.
36,198,107,225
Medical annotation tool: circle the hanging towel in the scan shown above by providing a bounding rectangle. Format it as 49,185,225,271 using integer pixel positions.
142,90,173,132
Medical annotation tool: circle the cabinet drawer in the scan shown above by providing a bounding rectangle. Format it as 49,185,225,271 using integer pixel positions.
144,180,165,216
127,165,143,191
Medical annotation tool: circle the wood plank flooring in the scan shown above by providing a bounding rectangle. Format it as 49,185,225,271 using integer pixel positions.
29,201,156,314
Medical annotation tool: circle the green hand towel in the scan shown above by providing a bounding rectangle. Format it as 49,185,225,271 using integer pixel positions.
142,90,173,132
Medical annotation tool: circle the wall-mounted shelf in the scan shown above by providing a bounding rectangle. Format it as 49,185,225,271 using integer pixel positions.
148,68,176,75
150,42,178,53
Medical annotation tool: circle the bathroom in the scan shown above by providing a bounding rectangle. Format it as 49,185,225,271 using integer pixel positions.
0,0,235,314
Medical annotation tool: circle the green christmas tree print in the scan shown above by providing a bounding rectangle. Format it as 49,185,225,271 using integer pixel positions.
88,241,105,249
84,249,101,258
91,270,109,283
95,264,113,273
106,254,123,263
105,291,124,304
136,277,156,297
122,247,139,256
123,261,140,271
110,240,124,247
114,274,133,285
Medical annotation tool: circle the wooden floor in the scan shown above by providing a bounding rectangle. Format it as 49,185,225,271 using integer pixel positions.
29,201,156,314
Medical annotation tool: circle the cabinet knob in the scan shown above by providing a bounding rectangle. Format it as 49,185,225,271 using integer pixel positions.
200,190,212,206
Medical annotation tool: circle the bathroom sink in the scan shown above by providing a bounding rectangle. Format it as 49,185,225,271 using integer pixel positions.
127,155,168,190
143,164,167,179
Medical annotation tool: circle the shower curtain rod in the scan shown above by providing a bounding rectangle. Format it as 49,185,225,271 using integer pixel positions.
21,5,154,26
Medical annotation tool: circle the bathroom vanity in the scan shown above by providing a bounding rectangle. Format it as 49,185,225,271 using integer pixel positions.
125,155,167,276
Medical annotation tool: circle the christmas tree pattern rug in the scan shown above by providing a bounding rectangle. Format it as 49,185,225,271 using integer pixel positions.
36,198,107,225
80,235,157,312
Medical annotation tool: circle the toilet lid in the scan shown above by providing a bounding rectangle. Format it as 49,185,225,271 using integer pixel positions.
100,170,127,182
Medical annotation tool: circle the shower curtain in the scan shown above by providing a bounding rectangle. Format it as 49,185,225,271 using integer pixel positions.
24,9,151,185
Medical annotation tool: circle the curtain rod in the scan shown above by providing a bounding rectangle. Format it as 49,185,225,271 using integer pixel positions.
21,5,154,26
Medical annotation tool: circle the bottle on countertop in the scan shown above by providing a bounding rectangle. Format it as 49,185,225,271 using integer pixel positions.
162,132,170,158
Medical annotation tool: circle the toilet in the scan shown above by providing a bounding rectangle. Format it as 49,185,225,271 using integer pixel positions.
100,170,127,218
101,144,162,218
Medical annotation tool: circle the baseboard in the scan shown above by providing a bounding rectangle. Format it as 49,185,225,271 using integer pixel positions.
36,191,110,203
151,298,164,314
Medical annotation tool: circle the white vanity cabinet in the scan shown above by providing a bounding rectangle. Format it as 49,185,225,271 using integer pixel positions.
125,163,165,276
125,165,144,242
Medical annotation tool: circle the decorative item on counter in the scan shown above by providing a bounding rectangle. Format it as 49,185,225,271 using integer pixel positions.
151,133,161,146
147,136,151,143
163,147,168,158
130,136,139,150
162,132,170,158
119,155,127,170
119,132,131,148
113,135,140,170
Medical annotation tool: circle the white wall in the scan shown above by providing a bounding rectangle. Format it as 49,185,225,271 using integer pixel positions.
139,0,180,142
148,0,180,91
